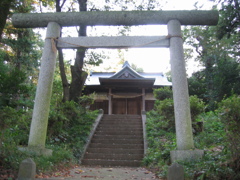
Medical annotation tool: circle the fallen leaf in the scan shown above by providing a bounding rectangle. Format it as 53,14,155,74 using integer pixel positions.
75,169,84,174
81,175,98,178
107,168,113,171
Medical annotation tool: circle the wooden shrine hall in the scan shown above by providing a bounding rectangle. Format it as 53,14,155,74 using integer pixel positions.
84,61,172,115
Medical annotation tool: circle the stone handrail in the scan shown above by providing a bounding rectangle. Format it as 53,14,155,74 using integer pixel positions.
79,109,104,164
141,111,148,155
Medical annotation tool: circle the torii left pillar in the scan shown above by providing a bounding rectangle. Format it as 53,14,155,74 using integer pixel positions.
27,22,61,156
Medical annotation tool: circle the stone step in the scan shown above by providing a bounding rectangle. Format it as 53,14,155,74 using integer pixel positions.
87,148,144,154
102,116,141,119
81,114,144,167
98,124,142,130
84,153,143,161
102,115,141,118
99,122,142,126
89,143,144,149
101,116,141,119
98,125,142,128
98,124,143,128
95,131,143,136
92,135,143,140
81,159,142,167
96,128,143,133
91,138,143,144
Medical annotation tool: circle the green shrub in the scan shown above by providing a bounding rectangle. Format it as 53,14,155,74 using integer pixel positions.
154,98,175,132
189,95,205,122
144,96,228,179
144,110,176,167
218,95,240,174
0,99,98,176
153,87,173,101
0,107,32,172
145,108,233,179
153,95,205,132
194,111,226,149
47,101,98,158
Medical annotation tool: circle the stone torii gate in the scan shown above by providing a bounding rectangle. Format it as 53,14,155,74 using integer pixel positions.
12,10,218,161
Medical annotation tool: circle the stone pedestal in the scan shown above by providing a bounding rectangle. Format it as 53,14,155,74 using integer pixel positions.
18,146,52,156
170,150,204,162
18,158,36,180
167,163,184,180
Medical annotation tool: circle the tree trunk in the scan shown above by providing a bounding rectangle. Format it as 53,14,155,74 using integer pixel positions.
58,49,70,102
0,0,14,41
197,36,215,109
56,0,70,102
69,0,88,102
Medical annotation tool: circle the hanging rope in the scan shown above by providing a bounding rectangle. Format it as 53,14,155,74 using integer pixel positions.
45,37,58,53
109,93,144,98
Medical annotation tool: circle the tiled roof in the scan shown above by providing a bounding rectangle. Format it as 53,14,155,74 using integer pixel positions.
85,61,172,86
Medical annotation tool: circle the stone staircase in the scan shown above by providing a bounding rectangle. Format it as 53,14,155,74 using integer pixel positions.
81,114,144,167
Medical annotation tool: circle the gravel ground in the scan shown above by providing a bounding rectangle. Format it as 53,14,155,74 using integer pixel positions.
39,166,161,180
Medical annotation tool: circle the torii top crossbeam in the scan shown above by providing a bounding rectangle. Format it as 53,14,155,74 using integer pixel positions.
12,10,218,28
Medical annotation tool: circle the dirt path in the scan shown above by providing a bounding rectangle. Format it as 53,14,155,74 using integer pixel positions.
39,166,161,180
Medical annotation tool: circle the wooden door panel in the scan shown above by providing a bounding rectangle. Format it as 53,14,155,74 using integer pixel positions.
113,98,126,114
127,97,141,115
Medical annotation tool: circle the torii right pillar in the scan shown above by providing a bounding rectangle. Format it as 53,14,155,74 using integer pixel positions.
168,19,204,162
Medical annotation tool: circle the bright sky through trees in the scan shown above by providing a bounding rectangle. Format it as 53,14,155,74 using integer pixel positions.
88,0,215,75
37,0,215,75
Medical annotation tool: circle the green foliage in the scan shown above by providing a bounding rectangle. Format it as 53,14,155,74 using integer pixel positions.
79,94,95,108
188,58,240,111
194,112,225,149
0,101,98,175
48,100,98,159
0,107,31,145
33,145,74,173
153,94,205,132
154,98,175,132
218,95,240,172
144,108,234,179
216,0,240,40
189,95,205,122
0,107,31,170
0,61,31,108
153,87,173,101
184,5,240,110
182,151,234,180
145,94,240,179
143,110,176,177
144,95,205,177
188,71,207,101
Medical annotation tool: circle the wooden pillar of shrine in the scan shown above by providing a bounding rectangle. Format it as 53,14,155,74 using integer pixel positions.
142,88,146,112
108,88,112,115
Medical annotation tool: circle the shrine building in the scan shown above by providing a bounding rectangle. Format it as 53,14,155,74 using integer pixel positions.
84,61,172,115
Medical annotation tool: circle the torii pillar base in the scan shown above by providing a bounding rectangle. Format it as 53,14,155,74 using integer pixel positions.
18,146,53,157
170,150,204,162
